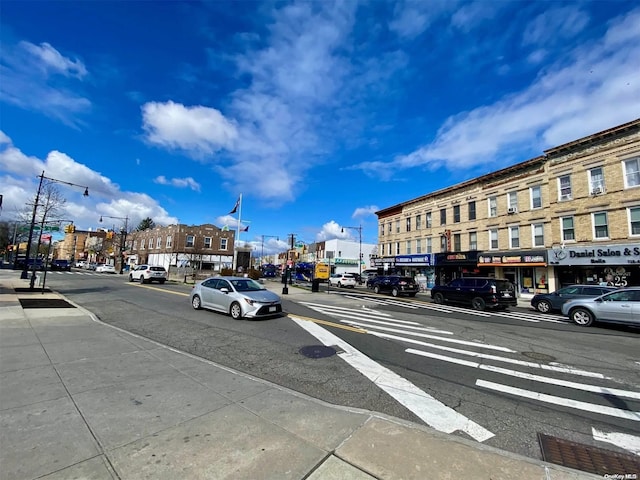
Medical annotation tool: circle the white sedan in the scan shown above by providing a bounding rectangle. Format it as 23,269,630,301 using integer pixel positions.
96,264,116,274
328,273,357,288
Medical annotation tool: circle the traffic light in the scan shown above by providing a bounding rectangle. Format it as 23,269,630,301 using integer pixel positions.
106,231,114,240
64,224,75,233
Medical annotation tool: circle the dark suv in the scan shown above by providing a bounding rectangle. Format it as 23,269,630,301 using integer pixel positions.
369,275,419,297
431,277,516,311
50,259,71,271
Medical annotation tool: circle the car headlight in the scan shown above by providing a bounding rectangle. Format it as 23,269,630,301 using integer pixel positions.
243,298,254,306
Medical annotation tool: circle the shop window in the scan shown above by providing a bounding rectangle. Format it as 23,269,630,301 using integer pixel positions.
468,201,476,220
592,212,609,239
489,229,498,249
440,208,447,225
558,175,572,201
453,205,460,223
488,196,497,217
589,167,605,195
561,216,575,242
426,212,432,228
469,232,477,250
453,233,461,251
630,207,640,236
624,158,640,188
509,226,520,248
532,223,544,247
530,186,542,209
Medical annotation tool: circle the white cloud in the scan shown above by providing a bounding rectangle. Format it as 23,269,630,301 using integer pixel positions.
389,0,454,39
21,41,88,78
522,6,589,47
353,205,379,219
154,175,201,192
315,220,360,242
142,101,238,156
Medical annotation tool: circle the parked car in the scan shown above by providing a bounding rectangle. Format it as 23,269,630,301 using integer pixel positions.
360,269,378,284
531,285,618,313
50,259,71,271
75,260,86,268
431,277,517,311
129,264,167,284
328,273,357,288
190,276,283,319
561,287,640,327
96,264,116,273
370,275,419,297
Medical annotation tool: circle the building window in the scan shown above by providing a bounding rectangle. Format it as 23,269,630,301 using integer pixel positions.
380,224,384,237
416,239,422,254
453,233,461,251
395,242,400,255
416,215,422,230
406,217,411,232
630,207,640,236
156,237,161,249
561,216,575,242
624,158,640,188
488,196,497,217
166,235,172,248
406,240,411,255
395,220,400,233
440,234,448,252
489,229,498,249
133,240,137,250
509,226,520,248
530,186,542,209
140,239,145,249
220,238,228,250
469,232,477,250
426,212,432,228
204,237,212,248
426,237,432,253
440,208,446,225
589,167,605,194
387,222,392,234
468,201,476,220
593,212,609,239
453,205,460,223
558,175,572,200
186,235,195,248
507,191,518,210
532,223,544,247
387,243,392,255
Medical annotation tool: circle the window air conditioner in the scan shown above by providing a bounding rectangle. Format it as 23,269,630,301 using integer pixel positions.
507,207,517,214
591,186,604,195
560,194,571,201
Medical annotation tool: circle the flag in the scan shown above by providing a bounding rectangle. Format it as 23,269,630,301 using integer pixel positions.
241,225,249,232
228,196,240,214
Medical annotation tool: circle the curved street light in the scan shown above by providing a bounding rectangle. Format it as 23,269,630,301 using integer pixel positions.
99,215,129,274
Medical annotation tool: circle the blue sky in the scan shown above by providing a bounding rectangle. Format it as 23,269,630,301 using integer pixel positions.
1,1,639,256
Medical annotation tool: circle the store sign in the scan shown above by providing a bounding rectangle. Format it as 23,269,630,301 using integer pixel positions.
395,254,433,266
548,245,640,265
334,258,359,265
372,257,395,267
478,253,546,266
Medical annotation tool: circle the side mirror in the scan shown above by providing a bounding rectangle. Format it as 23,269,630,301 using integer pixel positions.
220,288,230,294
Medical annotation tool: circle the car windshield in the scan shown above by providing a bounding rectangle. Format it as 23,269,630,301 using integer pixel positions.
230,279,264,292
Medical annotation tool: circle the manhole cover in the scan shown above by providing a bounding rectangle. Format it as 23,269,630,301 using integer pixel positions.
522,351,556,362
19,298,76,309
299,345,337,359
538,433,640,476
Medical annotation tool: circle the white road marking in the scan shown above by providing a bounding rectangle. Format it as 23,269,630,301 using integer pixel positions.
592,427,640,455
301,302,393,318
476,380,640,422
406,349,640,399
291,316,495,442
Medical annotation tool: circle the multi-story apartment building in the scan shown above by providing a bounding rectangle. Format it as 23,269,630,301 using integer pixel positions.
127,224,238,272
53,229,110,264
375,118,640,298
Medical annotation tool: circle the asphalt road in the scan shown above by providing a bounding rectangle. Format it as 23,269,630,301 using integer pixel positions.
45,270,640,462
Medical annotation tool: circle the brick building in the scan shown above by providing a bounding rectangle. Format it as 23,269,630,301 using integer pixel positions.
375,118,640,297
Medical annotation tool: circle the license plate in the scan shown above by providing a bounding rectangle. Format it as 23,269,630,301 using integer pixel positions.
502,293,512,297
269,306,276,312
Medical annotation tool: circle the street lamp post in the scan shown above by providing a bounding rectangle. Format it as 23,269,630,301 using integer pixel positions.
99,215,129,274
260,235,279,266
341,224,363,280
22,171,89,288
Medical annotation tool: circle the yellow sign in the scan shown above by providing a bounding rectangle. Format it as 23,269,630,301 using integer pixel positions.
315,262,329,280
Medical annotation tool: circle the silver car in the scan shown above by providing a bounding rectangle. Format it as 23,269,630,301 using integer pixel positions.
190,276,283,320
561,287,640,327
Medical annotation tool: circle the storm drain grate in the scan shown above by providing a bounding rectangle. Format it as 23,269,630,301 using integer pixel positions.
538,433,640,477
19,298,76,309
299,345,337,359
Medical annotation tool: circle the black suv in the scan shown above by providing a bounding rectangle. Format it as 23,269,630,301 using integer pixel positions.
50,259,71,271
369,275,419,297
431,277,516,311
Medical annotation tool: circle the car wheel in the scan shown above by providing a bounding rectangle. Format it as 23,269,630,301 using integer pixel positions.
230,302,243,320
338,282,342,288
159,279,165,284
536,300,552,313
433,292,444,304
408,293,417,297
391,287,399,297
128,274,134,282
191,295,202,310
374,285,381,294
140,277,146,284
471,297,486,311
571,308,594,327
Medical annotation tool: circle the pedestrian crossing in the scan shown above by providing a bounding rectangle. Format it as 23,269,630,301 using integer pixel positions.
298,300,640,433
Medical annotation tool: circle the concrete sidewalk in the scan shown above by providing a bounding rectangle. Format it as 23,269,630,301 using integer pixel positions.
0,271,595,479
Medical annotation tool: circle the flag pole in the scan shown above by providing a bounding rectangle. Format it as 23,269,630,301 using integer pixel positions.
234,194,242,272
